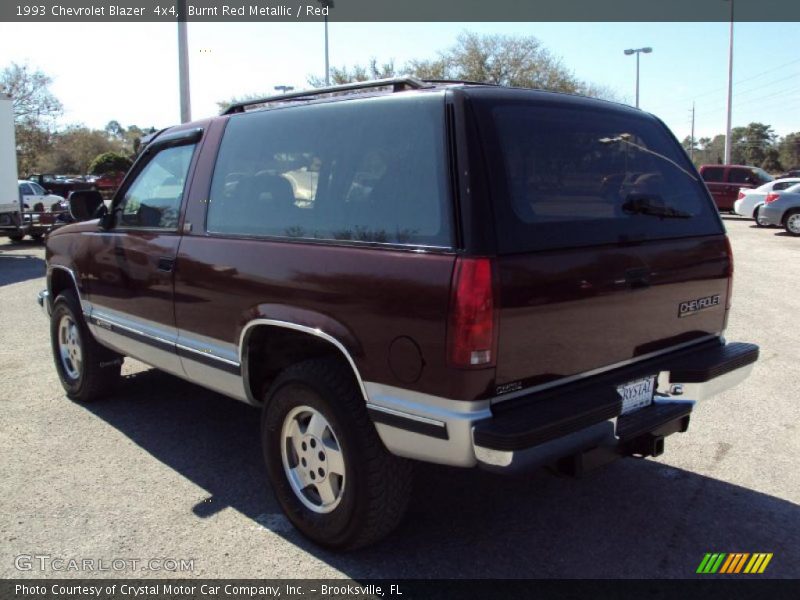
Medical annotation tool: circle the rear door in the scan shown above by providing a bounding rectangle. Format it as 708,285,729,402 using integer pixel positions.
468,92,729,394
701,166,727,210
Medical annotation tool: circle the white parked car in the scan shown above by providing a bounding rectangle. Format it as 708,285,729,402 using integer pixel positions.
733,178,800,225
18,179,65,211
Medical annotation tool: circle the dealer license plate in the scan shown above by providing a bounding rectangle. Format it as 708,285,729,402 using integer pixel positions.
617,376,656,415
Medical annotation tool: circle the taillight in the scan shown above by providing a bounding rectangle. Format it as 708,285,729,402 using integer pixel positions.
765,193,780,204
724,236,734,311
737,191,746,200
447,257,497,368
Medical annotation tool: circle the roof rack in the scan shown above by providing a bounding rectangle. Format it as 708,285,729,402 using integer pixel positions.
421,79,496,87
221,77,433,115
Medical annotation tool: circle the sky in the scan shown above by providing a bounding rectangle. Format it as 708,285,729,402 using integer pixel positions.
0,21,797,142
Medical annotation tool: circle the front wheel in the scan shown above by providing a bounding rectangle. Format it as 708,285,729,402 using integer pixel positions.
784,210,800,236
262,358,412,550
8,232,24,242
50,290,122,402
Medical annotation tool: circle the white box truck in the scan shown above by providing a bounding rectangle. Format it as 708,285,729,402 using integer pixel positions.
1,94,71,241
0,94,22,239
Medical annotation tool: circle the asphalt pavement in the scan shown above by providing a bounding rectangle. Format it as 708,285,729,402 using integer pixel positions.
1,217,797,579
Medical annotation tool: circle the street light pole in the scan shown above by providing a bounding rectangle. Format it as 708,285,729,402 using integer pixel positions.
724,0,734,164
274,85,295,94
177,0,191,123
317,0,334,86
623,47,653,109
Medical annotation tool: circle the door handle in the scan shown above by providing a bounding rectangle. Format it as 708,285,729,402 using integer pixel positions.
157,257,175,272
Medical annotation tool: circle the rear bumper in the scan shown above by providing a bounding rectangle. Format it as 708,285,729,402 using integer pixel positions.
369,339,758,471
759,204,784,227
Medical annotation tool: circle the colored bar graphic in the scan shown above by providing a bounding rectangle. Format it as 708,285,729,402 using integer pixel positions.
700,552,773,574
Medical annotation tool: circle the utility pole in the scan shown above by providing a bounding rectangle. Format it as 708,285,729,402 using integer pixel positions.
690,102,696,162
723,0,734,164
177,0,191,123
317,0,334,86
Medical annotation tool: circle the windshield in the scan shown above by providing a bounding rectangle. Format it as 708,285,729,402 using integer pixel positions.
470,96,724,252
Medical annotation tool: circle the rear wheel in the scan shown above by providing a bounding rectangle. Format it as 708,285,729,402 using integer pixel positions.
261,358,412,550
8,233,24,242
784,210,800,236
30,232,44,241
50,290,122,402
753,206,766,227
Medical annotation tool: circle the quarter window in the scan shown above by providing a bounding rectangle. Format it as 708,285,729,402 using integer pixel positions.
117,144,195,229
206,95,451,248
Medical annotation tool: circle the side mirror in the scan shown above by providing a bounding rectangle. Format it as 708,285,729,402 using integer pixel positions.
99,208,115,230
68,190,104,222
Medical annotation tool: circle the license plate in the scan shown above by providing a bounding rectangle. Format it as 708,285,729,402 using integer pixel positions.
617,376,656,415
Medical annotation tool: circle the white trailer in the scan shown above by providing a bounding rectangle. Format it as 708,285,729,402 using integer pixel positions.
1,94,70,241
0,94,21,235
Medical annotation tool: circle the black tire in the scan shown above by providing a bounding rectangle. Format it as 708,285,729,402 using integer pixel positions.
753,206,766,227
50,290,122,402
261,358,413,550
30,232,44,241
784,210,800,236
8,233,24,242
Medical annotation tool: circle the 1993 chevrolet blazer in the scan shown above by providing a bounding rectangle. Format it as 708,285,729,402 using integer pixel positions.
38,78,759,549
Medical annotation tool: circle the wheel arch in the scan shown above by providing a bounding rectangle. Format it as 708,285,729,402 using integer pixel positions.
48,264,82,303
239,319,369,407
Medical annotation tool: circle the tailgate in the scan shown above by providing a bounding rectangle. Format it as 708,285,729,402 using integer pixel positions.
495,235,730,391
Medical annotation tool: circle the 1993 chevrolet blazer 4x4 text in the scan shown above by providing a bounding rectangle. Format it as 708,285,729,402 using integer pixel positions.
38,78,759,549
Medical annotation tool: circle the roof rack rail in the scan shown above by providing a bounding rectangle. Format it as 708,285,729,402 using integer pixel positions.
221,77,432,115
421,79,497,87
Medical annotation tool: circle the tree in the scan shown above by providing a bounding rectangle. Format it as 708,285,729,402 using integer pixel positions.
88,151,133,175
0,62,62,175
761,148,783,173
777,132,800,170
104,120,125,141
407,32,585,93
730,122,776,166
36,127,124,174
308,58,397,87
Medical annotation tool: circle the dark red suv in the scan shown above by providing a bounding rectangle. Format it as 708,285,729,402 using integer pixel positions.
38,79,758,549
699,164,773,212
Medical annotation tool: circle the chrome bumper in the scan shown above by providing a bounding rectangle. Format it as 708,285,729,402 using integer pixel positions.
367,341,758,471
37,289,51,317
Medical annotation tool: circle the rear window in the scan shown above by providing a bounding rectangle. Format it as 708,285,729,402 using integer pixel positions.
206,93,452,249
472,98,723,253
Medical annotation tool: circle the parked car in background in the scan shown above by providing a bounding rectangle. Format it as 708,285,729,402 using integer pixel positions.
699,165,773,212
759,183,800,235
776,168,800,179
19,180,66,211
28,173,95,199
733,178,800,225
89,171,126,198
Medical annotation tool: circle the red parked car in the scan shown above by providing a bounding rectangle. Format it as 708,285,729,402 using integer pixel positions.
699,164,773,212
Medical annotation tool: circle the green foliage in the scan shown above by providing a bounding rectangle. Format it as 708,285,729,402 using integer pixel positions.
0,62,62,175
777,132,800,170
88,151,133,175
302,32,617,100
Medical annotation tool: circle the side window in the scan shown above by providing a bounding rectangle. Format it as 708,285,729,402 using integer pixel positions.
701,167,724,182
118,144,195,229
19,183,33,196
728,169,752,184
773,181,793,191
206,95,451,248
30,182,46,195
